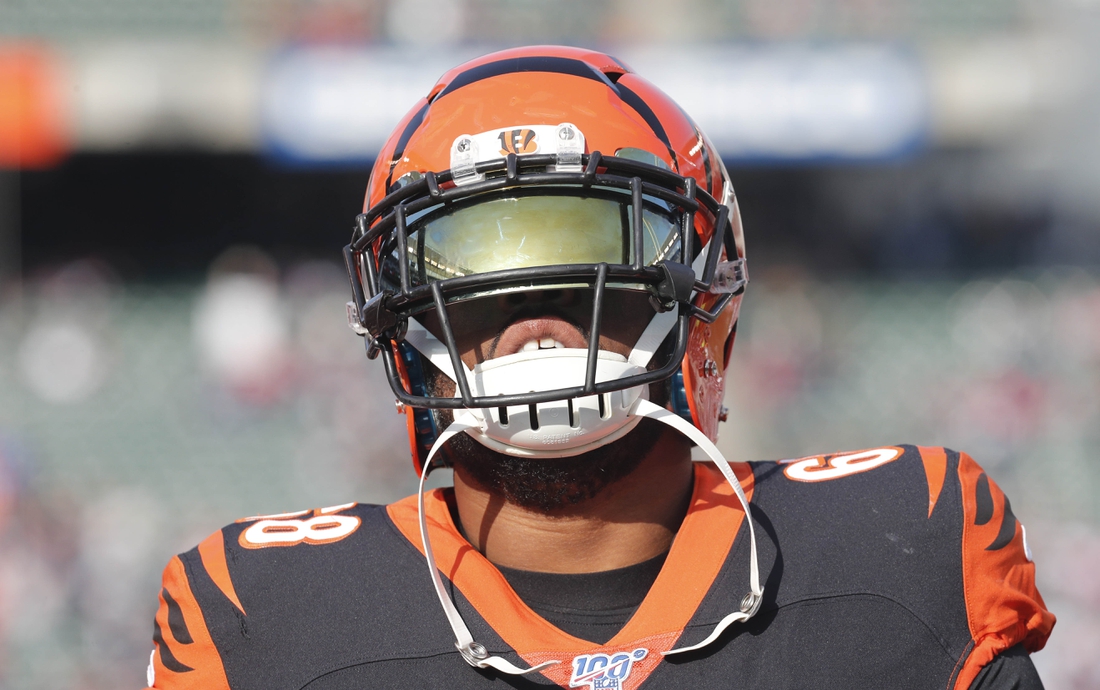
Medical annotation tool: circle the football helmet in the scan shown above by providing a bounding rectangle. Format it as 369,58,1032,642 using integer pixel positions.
345,45,747,473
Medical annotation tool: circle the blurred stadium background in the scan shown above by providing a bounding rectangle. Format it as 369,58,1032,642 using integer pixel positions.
1,0,1099,688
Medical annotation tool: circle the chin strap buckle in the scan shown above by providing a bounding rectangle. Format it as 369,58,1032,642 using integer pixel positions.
709,258,748,295
346,301,370,336
349,292,405,338
450,135,484,186
348,294,406,360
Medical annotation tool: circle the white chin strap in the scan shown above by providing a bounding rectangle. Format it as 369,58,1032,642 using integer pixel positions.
415,397,764,674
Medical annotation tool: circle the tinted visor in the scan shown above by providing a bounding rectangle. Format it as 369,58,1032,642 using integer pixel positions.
386,191,684,289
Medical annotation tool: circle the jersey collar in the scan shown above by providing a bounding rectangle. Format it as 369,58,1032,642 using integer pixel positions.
386,461,754,685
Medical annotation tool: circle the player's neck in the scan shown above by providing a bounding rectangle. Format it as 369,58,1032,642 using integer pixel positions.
451,430,695,574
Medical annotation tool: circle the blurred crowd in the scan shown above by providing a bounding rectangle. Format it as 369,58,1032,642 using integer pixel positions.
0,254,1097,688
0,253,414,688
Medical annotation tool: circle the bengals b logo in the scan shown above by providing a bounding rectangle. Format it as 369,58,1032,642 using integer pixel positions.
498,129,539,155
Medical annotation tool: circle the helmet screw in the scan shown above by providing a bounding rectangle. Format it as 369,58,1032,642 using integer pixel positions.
395,400,406,414
740,592,756,613
718,405,729,422
559,126,574,140
467,642,488,660
704,359,719,377
456,138,472,152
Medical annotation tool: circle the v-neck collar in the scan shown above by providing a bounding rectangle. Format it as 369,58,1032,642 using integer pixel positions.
386,461,754,688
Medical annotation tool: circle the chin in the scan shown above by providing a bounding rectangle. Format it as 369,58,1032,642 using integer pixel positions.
449,418,666,513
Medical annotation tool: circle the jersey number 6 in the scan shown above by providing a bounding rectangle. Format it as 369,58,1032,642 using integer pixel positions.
783,447,902,483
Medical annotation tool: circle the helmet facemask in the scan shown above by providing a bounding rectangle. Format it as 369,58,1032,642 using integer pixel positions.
345,151,745,466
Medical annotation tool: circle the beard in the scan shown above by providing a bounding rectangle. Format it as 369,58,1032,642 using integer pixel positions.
423,321,676,514
445,418,666,513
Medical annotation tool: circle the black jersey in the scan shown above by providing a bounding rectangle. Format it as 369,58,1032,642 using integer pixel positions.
144,445,1054,690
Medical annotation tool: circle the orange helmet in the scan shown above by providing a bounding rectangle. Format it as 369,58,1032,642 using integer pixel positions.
344,46,747,473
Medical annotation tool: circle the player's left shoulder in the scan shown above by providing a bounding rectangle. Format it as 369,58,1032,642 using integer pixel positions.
755,443,1040,548
750,444,1055,684
752,444,953,518
763,444,1037,559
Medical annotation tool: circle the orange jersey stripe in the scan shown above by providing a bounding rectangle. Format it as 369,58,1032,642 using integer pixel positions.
197,530,245,614
917,445,948,518
953,452,1055,690
149,555,231,690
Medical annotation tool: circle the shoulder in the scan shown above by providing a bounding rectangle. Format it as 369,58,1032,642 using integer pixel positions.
748,445,1047,565
741,445,966,575
749,444,978,523
743,445,1054,689
149,500,429,688
746,444,1042,580
172,500,407,613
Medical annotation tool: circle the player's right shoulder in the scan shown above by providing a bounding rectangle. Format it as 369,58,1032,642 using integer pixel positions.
182,500,390,601
148,501,394,689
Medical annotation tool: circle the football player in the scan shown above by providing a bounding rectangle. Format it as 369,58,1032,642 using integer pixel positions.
145,46,1054,690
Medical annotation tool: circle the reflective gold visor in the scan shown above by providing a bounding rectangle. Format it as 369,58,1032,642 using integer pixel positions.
393,193,683,286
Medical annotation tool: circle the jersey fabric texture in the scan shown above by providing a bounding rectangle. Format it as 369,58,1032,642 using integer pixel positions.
497,551,669,645
499,554,1042,688
144,446,1054,690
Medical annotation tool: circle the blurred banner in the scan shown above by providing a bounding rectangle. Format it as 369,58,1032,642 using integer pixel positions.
622,45,927,161
260,44,927,163
260,47,457,164
0,38,1076,165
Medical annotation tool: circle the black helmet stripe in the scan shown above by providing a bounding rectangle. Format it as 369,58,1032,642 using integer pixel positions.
614,83,679,173
433,55,617,101
398,56,681,182
384,101,431,192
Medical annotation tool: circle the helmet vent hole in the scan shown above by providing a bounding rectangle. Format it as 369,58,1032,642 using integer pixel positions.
498,406,509,427
567,398,577,428
528,404,540,430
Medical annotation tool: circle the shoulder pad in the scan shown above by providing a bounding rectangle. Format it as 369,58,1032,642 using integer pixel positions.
952,451,1055,688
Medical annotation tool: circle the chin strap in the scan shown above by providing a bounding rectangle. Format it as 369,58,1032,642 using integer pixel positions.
630,399,764,656
416,402,763,675
417,413,560,675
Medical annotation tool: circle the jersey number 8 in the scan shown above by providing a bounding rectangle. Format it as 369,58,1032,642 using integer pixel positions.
238,503,361,549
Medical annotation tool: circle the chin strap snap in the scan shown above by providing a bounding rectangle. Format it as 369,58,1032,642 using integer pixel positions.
416,402,763,675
